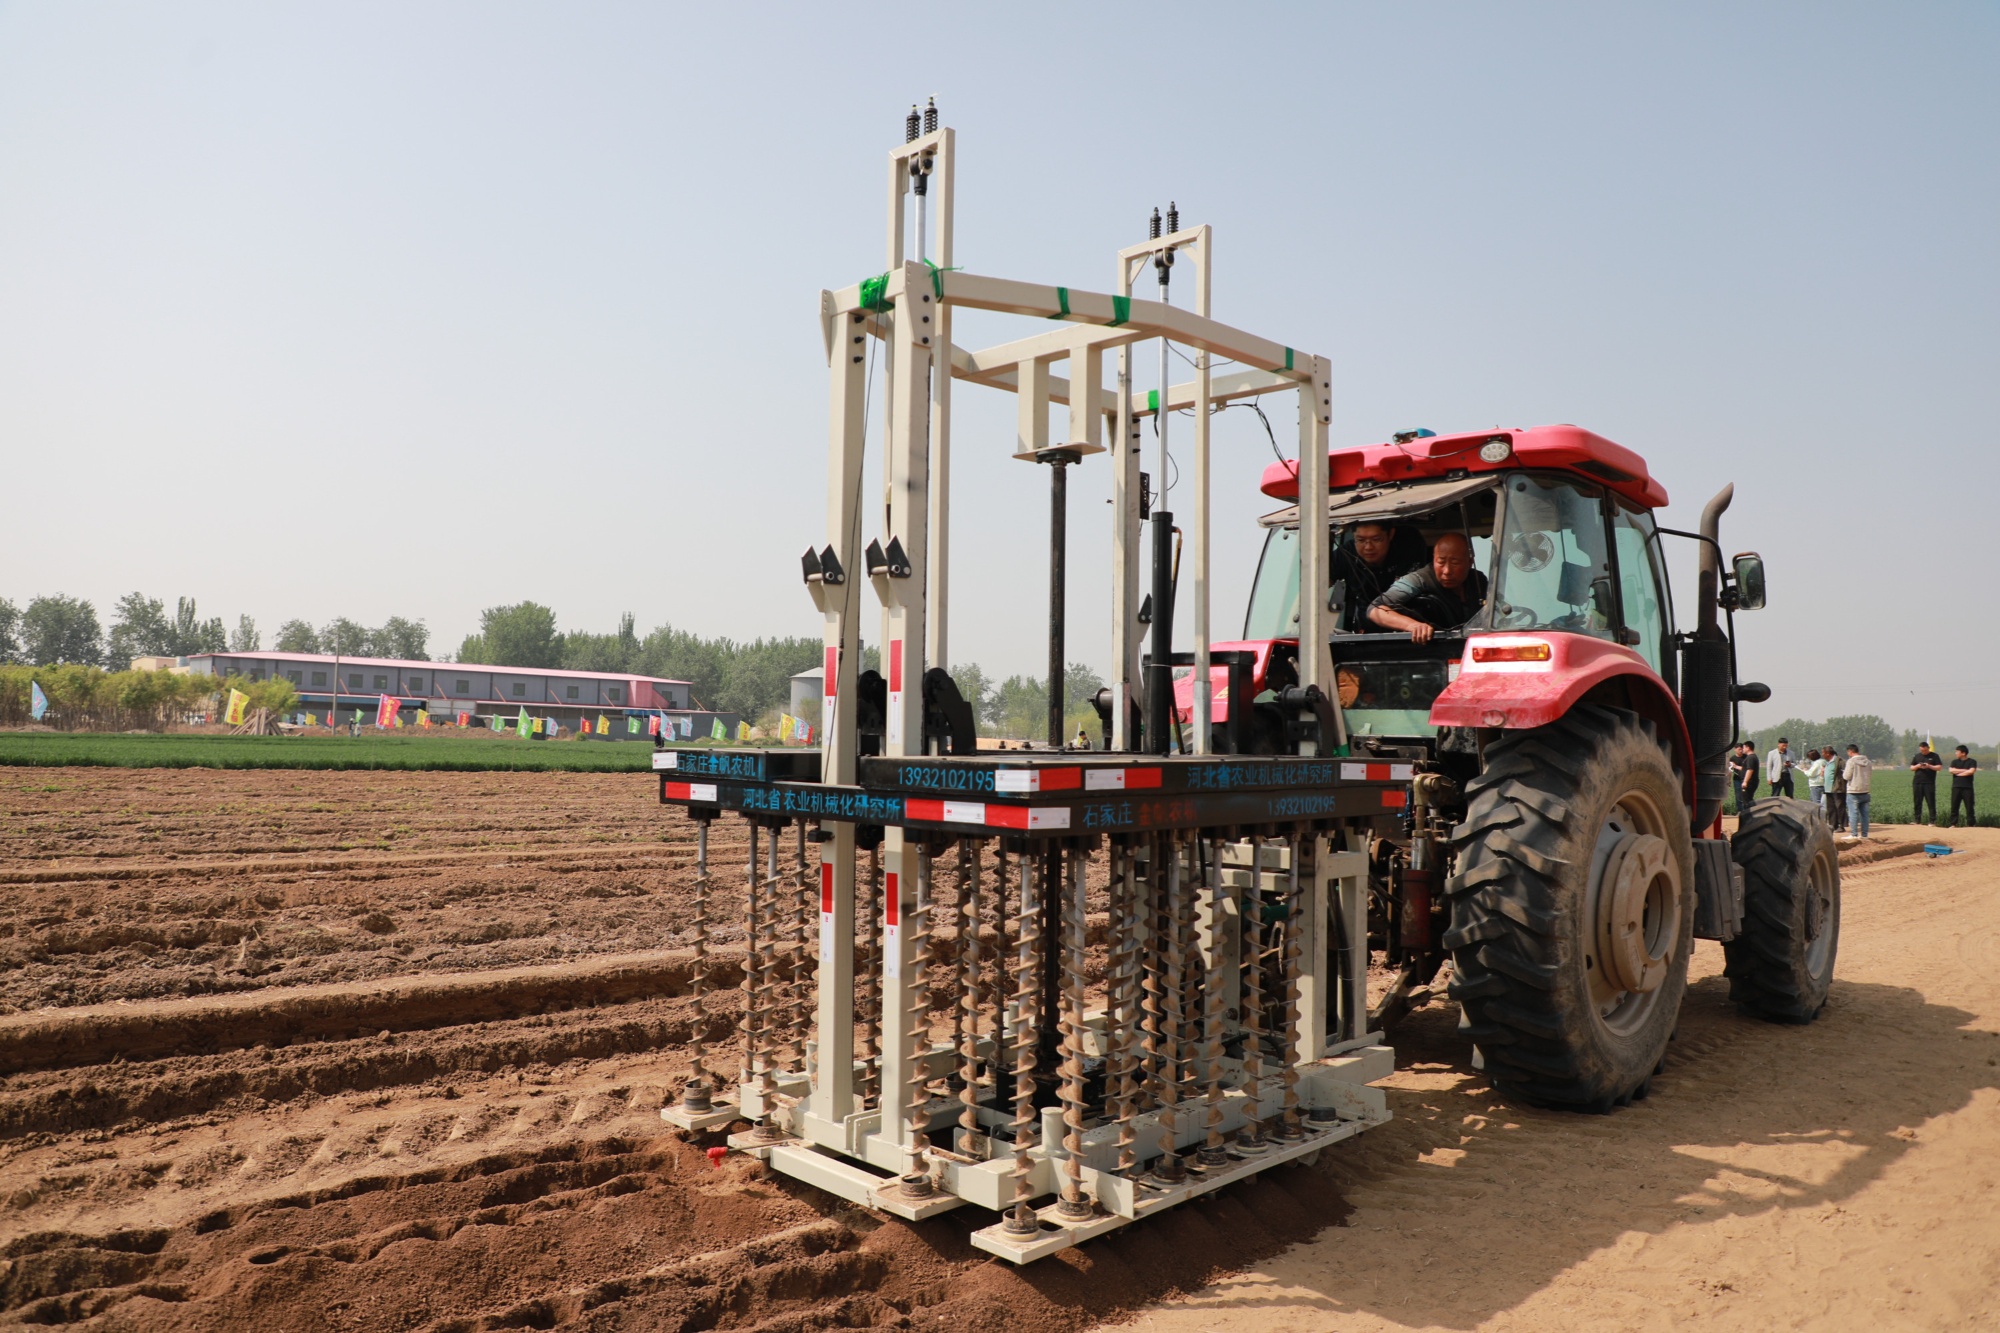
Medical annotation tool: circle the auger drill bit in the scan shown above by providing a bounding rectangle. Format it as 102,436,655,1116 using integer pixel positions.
860,844,881,1107
1149,835,1188,1184
1004,847,1042,1233
1056,843,1092,1218
739,822,760,1094
1279,832,1305,1140
752,824,784,1140
898,844,936,1197
1199,838,1229,1167
1140,834,1167,1119
1111,838,1143,1174
790,822,813,1072
958,839,985,1154
680,815,716,1113
1239,834,1269,1152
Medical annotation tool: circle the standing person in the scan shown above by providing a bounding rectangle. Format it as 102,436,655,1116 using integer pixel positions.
1949,745,1979,828
1730,741,1760,814
1766,737,1796,799
1803,746,1827,810
1843,744,1873,839
1908,741,1944,825
1822,745,1848,831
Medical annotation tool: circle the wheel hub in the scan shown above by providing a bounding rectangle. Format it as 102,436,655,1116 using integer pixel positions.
1594,832,1681,995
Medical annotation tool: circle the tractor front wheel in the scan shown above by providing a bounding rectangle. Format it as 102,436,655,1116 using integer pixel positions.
1444,704,1695,1111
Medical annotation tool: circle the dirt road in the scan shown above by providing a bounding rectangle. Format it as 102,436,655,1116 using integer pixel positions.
1127,828,2000,1333
0,768,1993,1330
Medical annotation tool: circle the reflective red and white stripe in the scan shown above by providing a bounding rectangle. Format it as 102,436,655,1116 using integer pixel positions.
905,799,1072,831
1340,762,1414,783
991,766,1161,793
819,861,835,963
663,781,718,802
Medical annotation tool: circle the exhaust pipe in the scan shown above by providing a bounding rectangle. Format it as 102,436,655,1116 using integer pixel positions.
1686,484,1735,832
1696,484,1732,636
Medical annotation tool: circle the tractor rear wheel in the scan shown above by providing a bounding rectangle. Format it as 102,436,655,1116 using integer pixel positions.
1724,798,1839,1022
1444,704,1694,1111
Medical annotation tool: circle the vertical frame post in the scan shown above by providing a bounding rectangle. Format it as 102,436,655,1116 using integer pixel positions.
810,294,869,1127
876,263,934,1150
1189,228,1214,753
1296,361,1334,751
1298,833,1332,1062
1110,254,1146,752
925,128,956,672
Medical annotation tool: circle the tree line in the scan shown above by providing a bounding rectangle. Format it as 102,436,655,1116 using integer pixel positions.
1743,714,1997,767
0,592,431,671
452,602,1106,734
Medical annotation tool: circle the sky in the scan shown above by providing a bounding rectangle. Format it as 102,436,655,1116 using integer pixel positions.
1,3,1995,735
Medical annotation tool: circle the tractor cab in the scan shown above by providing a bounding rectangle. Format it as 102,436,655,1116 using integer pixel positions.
1180,425,1684,767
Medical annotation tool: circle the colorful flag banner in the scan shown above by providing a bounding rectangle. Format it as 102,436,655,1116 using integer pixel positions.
305,712,317,727
392,711,405,728
736,720,752,742
580,718,592,735
647,714,660,737
458,712,471,727
627,716,640,735
30,681,49,722
418,710,432,728
225,689,250,726
597,714,610,736
710,718,727,741
375,694,398,728
517,707,531,738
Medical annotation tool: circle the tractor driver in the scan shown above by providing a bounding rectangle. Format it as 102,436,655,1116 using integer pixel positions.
1331,522,1425,633
1367,531,1488,644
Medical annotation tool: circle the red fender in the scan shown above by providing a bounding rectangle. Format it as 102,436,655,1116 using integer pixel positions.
1431,633,1696,811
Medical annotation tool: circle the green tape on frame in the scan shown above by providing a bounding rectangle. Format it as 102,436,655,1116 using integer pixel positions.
1108,294,1131,327
1147,389,1159,414
1047,286,1070,319
858,273,893,312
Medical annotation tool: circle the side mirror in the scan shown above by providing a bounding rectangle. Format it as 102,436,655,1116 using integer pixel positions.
1732,553,1767,611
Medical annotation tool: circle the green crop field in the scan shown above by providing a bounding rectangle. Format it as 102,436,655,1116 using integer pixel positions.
0,731,663,772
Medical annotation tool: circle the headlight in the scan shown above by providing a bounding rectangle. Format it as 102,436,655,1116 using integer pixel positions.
1478,437,1512,463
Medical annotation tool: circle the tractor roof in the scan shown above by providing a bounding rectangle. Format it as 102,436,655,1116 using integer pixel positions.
1260,424,1668,510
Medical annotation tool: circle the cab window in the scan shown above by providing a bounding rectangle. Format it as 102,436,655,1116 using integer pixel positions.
1612,505,1671,675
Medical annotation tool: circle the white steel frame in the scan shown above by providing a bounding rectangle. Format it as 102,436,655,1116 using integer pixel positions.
782,119,1375,1261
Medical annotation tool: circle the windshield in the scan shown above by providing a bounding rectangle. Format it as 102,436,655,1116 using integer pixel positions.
1490,474,1615,637
1244,526,1301,639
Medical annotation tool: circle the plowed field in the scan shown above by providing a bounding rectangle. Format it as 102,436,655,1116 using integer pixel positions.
1,768,1993,1331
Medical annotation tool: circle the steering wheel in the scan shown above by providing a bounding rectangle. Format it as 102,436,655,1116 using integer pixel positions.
1491,601,1537,630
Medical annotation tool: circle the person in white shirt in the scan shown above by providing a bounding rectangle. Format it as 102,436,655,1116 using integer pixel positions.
1842,744,1874,838
1765,738,1796,799
1803,748,1827,808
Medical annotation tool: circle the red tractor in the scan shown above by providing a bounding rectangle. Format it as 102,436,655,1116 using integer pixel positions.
1176,423,1838,1111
